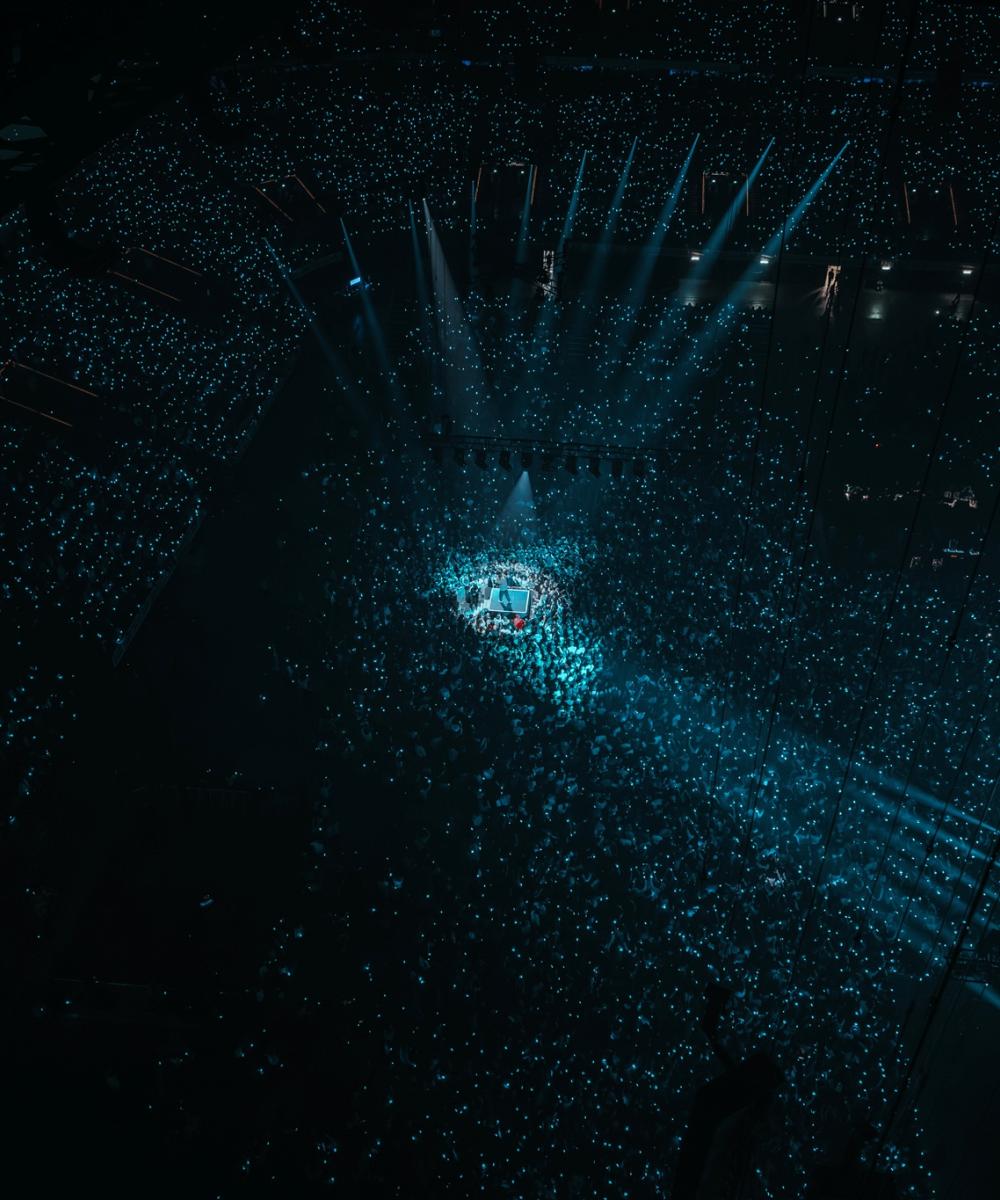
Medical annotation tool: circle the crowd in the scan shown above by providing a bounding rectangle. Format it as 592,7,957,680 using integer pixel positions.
141,265,1000,1191
289,0,1000,77
217,60,1000,262
3,6,1000,1192
0,96,312,821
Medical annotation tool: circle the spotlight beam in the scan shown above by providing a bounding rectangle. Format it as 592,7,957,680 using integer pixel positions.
262,237,372,430
530,150,588,360
626,138,774,383
669,142,850,401
498,469,538,544
606,133,699,372
423,199,491,427
409,201,435,368
340,218,400,400
569,137,638,344
505,164,538,333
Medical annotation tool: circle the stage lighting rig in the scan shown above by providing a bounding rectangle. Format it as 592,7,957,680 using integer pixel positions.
426,431,685,481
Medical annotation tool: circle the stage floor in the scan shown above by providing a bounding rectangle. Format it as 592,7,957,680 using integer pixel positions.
487,586,531,615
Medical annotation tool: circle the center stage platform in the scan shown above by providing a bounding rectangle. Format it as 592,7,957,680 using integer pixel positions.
487,587,531,615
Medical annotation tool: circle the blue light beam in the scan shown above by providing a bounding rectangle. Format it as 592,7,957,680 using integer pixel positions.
605,133,699,371
340,218,400,399
571,137,639,339
624,139,774,384
671,142,849,391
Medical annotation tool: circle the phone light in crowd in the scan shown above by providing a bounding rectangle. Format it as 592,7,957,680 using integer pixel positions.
880,261,892,271
962,267,974,275
759,255,770,265
690,251,701,261
348,275,363,288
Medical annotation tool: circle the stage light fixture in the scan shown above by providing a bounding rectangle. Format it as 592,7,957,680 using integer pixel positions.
611,458,623,479
499,448,511,470
521,450,534,469
475,448,487,469
454,447,466,466
588,455,600,477
541,452,557,471
565,454,578,475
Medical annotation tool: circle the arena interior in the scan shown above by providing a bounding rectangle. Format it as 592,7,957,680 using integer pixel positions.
3,1,1000,1195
